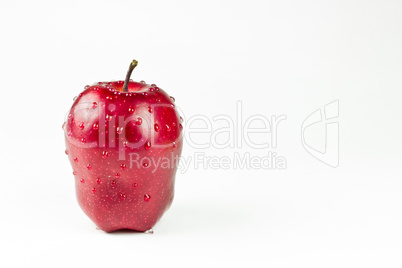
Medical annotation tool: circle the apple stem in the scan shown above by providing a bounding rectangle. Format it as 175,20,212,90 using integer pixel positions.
123,60,138,92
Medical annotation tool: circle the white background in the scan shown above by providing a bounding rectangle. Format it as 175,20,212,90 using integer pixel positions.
1,0,401,267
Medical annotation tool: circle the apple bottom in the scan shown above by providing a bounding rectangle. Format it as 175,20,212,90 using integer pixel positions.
76,179,175,232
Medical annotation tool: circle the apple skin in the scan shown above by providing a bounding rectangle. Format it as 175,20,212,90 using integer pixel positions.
63,81,183,232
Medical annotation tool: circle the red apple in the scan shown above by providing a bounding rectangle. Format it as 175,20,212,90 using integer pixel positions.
63,60,183,232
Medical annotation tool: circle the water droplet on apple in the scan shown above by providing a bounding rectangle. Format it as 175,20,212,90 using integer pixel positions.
85,85,90,89
143,162,149,168
140,80,146,84
68,114,73,119
149,87,155,92
96,178,102,184
120,193,127,199
102,151,109,159
133,183,138,188
92,102,97,109
79,122,84,130
80,178,85,183
145,141,151,150
165,124,171,131
171,103,175,108
74,157,78,162
116,127,123,134
87,164,92,170
120,164,126,170
136,117,142,125
179,124,183,130
73,96,77,101
173,142,177,148
115,173,120,179
144,194,151,202
170,96,175,102
128,106,135,113
62,122,66,130
93,123,99,130
110,180,116,187
180,116,183,123
68,130,73,138
145,229,154,234
106,114,112,121
81,138,86,144
65,149,69,155
148,106,153,113
154,124,159,132
79,93,83,97
73,171,77,175
92,188,96,193
151,84,156,87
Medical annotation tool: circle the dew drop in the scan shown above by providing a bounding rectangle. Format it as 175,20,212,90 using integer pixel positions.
73,171,77,175
92,188,96,193
105,114,112,121
62,122,66,130
116,127,123,134
179,123,183,130
120,164,126,170
80,178,85,183
120,193,127,199
140,80,146,84
143,162,149,168
79,93,83,97
81,138,86,144
102,151,109,159
154,124,159,132
92,102,97,109
136,117,142,125
133,183,138,188
110,180,116,187
73,96,77,101
79,122,84,130
96,178,102,184
151,84,156,87
145,229,154,234
144,194,151,202
68,131,73,138
123,141,128,147
149,87,155,92
165,124,171,131
171,103,175,108
170,96,175,102
128,106,135,113
68,114,73,119
173,142,177,148
142,92,148,96
148,106,153,113
145,141,151,150
180,116,183,123
93,123,99,130
84,85,90,89
65,149,69,155
87,164,92,170
115,173,120,179
74,157,78,162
